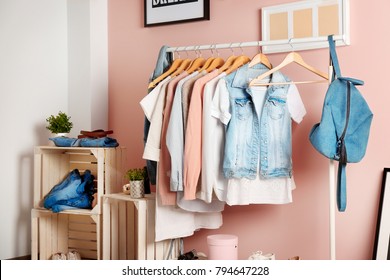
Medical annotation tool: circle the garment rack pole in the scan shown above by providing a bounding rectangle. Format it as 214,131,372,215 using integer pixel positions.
166,35,344,53
166,36,338,260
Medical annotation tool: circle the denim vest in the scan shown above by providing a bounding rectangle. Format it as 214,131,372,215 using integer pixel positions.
144,46,173,187
223,63,292,179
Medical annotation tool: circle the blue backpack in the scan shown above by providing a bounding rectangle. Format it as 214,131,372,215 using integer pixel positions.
309,35,373,212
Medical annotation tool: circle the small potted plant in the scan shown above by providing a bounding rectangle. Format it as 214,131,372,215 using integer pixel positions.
46,111,73,136
124,168,146,198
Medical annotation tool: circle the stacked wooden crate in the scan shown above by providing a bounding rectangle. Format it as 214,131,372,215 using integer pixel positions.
31,146,126,260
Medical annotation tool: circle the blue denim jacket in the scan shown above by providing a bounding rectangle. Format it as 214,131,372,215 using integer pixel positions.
144,46,173,186
222,63,293,179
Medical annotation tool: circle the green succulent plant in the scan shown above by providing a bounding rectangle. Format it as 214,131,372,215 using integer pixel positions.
46,111,73,134
125,168,146,181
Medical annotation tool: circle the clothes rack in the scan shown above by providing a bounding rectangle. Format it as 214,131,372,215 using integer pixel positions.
166,36,338,260
166,35,345,53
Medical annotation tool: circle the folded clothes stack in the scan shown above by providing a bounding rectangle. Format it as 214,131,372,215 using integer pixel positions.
49,129,119,147
43,169,96,213
77,129,113,139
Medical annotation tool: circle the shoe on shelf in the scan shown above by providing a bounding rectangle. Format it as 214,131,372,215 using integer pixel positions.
67,250,81,260
51,252,67,260
248,251,275,260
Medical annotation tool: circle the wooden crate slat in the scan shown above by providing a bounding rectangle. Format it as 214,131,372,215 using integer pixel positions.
68,223,96,232
57,214,69,253
68,214,96,224
68,154,96,163
68,163,98,175
126,201,135,260
75,249,97,260
118,201,127,260
68,239,97,250
68,231,97,241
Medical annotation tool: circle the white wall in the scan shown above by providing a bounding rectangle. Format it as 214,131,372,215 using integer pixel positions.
0,0,108,259
0,0,68,259
68,0,108,137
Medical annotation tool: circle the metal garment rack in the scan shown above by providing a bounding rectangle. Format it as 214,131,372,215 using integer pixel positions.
166,35,344,53
166,36,339,260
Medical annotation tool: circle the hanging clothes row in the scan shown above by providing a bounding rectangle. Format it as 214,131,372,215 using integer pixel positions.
141,42,329,242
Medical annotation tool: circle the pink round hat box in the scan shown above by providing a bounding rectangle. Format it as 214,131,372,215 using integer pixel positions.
207,234,238,260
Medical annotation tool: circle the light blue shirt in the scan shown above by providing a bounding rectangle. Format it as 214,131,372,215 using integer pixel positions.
166,71,199,191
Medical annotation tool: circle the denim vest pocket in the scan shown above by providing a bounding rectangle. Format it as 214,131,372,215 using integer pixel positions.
235,98,252,121
267,97,286,120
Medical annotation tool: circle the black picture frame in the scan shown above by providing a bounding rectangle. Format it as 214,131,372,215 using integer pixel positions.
144,0,210,27
373,168,390,260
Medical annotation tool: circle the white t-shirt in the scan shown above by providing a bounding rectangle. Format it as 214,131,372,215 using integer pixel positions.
140,76,171,162
201,72,228,203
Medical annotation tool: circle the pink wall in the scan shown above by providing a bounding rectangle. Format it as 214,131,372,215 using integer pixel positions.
108,0,390,260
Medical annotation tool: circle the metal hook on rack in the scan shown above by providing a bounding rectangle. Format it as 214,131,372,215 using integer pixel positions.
194,46,200,57
229,43,235,56
258,41,263,53
239,42,244,55
214,44,220,57
288,38,294,50
209,44,215,57
184,46,190,58
174,47,181,59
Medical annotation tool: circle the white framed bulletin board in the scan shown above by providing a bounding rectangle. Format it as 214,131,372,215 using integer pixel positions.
261,0,350,53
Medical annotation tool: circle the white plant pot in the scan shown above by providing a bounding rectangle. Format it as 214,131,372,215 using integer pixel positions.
129,180,145,198
55,133,68,137
48,132,68,146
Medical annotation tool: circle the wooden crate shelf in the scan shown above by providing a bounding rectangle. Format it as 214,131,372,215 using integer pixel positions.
102,193,179,260
32,146,126,260
31,208,101,260
33,146,126,214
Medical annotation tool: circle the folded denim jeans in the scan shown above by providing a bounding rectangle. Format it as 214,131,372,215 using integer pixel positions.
44,169,94,210
44,170,82,209
44,169,81,196
51,193,93,213
49,136,119,147
78,137,119,147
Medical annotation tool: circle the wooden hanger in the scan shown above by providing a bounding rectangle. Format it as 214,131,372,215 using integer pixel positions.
170,58,192,77
248,52,272,69
148,58,183,89
224,55,251,75
218,55,237,74
186,57,206,74
249,51,328,86
206,57,224,72
198,56,215,72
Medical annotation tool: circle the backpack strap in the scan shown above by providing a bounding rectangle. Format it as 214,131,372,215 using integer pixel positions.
336,81,351,212
337,163,347,211
328,35,342,80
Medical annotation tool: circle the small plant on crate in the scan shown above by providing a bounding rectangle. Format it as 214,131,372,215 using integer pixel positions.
46,111,73,135
124,168,146,198
125,168,146,181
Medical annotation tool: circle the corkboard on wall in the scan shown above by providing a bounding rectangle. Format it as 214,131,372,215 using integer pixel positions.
261,0,350,53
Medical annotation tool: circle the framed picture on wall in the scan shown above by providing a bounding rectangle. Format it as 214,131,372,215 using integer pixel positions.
144,0,210,27
373,168,390,260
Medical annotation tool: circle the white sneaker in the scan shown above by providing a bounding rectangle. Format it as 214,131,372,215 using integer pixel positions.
67,250,81,260
248,251,275,260
51,252,67,260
